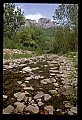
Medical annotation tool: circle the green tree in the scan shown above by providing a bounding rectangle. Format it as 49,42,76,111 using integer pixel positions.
3,3,25,41
52,4,78,52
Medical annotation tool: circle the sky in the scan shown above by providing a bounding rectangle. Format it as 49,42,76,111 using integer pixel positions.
15,3,61,22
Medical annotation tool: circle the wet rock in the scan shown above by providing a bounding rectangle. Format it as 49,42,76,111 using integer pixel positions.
14,102,26,113
70,107,77,114
44,105,53,115
49,90,58,95
24,86,34,90
26,105,39,114
22,67,31,72
3,105,14,114
3,95,8,99
44,94,51,101
34,92,44,99
17,93,25,101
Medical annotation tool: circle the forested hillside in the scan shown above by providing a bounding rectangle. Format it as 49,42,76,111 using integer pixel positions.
3,3,78,55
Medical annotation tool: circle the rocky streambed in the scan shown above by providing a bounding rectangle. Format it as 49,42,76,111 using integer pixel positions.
3,54,78,115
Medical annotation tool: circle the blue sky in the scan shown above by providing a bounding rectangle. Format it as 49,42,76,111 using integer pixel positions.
15,3,61,22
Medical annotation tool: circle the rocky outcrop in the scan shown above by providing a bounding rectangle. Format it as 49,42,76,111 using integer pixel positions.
20,17,56,30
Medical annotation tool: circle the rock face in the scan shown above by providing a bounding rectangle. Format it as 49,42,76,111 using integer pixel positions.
19,18,56,30
38,18,56,29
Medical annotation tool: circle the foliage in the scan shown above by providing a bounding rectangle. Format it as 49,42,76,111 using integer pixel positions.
3,3,25,40
3,4,78,56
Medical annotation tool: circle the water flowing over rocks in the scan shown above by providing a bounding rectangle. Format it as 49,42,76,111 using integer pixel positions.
3,53,78,115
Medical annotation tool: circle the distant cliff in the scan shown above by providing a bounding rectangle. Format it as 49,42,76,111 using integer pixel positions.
24,18,57,29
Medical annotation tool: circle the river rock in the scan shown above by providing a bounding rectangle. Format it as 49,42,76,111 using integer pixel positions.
68,110,74,115
3,105,14,114
22,67,31,72
14,92,22,98
3,95,7,99
41,80,47,84
17,93,25,101
38,102,44,106
70,107,77,114
14,103,26,113
44,94,51,101
50,73,55,76
17,81,22,85
44,105,53,115
53,83,59,87
32,67,39,71
24,86,34,90
20,83,26,87
49,90,58,95
34,92,45,99
25,76,32,81
25,81,29,83
50,78,56,83
26,105,39,114
58,87,66,94
25,91,29,95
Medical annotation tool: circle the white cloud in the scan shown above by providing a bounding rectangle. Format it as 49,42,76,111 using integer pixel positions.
25,13,45,22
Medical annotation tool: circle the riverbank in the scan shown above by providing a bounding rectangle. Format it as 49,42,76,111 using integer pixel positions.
3,49,78,115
